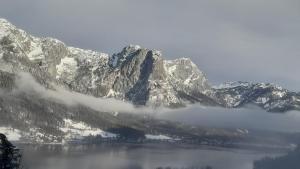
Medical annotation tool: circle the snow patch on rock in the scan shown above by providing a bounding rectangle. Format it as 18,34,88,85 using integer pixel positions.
273,91,286,98
27,41,44,61
56,57,78,82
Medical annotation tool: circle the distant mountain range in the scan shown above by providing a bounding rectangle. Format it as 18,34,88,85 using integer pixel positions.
0,18,299,143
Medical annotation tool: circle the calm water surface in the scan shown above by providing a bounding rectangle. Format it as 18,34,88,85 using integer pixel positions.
18,144,282,169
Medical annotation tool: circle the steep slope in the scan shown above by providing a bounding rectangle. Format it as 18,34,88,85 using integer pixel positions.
0,18,212,107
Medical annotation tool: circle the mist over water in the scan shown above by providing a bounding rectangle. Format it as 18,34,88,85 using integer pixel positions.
157,105,300,133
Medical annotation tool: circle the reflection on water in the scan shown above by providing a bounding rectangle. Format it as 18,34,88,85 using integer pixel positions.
18,144,282,169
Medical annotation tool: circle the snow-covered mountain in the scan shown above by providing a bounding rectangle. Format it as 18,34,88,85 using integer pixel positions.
212,82,300,112
0,18,300,143
0,18,228,143
1,18,299,112
0,18,212,108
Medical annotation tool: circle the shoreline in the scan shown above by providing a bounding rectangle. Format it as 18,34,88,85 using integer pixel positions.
14,141,293,154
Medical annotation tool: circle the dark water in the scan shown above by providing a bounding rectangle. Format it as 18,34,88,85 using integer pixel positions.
17,144,282,169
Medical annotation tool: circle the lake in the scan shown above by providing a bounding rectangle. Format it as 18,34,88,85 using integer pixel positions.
17,144,283,169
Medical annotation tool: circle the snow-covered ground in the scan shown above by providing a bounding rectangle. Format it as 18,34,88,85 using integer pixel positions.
0,127,22,141
61,119,117,142
145,134,173,140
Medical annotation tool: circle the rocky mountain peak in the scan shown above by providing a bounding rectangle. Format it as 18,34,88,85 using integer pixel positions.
0,18,16,34
109,45,162,68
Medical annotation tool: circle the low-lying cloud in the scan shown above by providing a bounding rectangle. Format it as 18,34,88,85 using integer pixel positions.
158,105,300,133
13,72,300,133
14,72,137,113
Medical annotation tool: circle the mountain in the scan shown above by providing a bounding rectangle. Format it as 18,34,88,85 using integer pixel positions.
0,18,237,143
0,18,213,108
212,82,300,112
0,18,300,143
1,18,299,112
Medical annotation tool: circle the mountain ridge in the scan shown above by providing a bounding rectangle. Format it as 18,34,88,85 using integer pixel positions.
1,18,299,112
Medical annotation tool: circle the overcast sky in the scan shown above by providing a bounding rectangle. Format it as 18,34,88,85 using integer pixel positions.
0,0,299,90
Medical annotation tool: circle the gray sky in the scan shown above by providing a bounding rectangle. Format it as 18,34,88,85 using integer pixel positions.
1,0,299,91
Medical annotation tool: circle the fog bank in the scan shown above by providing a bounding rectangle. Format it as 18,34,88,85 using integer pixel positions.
13,72,300,133
158,105,300,133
